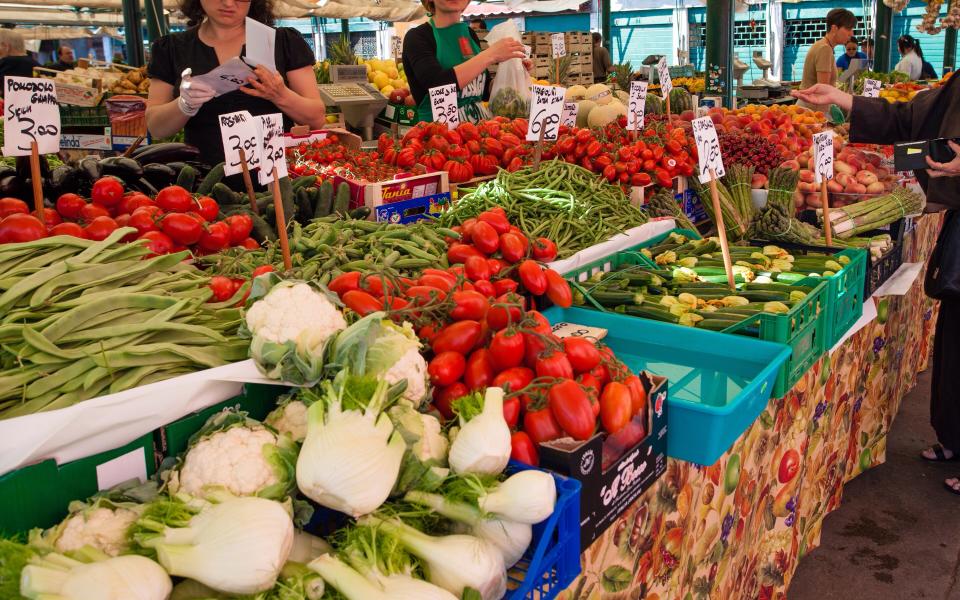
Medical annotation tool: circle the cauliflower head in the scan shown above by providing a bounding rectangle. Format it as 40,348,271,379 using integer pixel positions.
381,346,429,407
167,409,299,501
54,506,139,556
244,279,347,385
265,399,309,443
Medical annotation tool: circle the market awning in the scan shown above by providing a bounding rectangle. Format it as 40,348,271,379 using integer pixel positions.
463,0,588,18
276,0,425,21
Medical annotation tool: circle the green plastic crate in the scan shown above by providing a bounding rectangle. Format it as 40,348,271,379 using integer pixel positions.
794,247,867,348
0,433,155,536
154,383,287,460
60,105,109,128
565,247,828,399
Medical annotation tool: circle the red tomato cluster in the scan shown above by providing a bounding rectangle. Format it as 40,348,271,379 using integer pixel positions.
286,134,423,183
207,264,275,305
0,179,260,254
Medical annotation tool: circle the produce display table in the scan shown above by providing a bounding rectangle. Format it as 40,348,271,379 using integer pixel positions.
563,213,942,599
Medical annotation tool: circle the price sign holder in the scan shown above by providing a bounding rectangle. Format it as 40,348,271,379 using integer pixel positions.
657,58,673,123
692,115,733,289
527,84,564,170
29,142,44,227
813,131,835,246
429,84,459,128
707,168,735,289
627,80,648,140
532,118,547,171
238,148,258,214
551,33,565,85
271,167,292,271
862,78,881,98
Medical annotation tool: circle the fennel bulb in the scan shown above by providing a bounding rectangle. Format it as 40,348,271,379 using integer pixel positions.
448,387,511,476
478,470,557,525
20,553,171,600
296,379,405,518
288,530,332,564
360,515,506,600
389,405,450,495
139,496,294,595
375,572,459,600
308,554,390,600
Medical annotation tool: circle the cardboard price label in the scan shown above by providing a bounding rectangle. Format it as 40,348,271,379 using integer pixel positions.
219,110,262,177
527,84,565,142
2,76,60,156
429,84,459,128
692,116,725,183
550,321,608,341
392,35,402,57
862,78,881,98
561,102,578,128
257,113,287,186
813,130,834,183
657,57,673,96
524,45,532,58
626,80,648,131
551,33,566,59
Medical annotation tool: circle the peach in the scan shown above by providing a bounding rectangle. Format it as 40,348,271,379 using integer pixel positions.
834,160,856,175
835,172,854,187
827,180,844,193
845,182,867,194
751,174,769,189
806,193,822,207
866,181,885,194
799,169,815,184
856,171,878,186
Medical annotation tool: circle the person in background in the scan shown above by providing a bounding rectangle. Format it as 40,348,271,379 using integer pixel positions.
50,44,75,71
592,32,612,84
0,29,39,96
469,19,486,32
792,74,960,496
796,8,857,112
837,37,867,71
862,37,875,61
894,34,925,80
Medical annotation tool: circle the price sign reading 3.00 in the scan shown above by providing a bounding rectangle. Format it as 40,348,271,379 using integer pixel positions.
813,130,834,183
527,85,565,142
626,80,648,131
429,84,459,128
692,116,725,183
862,78,881,98
219,110,261,176
2,76,60,156
257,113,287,186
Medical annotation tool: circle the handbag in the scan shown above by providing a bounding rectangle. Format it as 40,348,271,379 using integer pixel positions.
925,209,960,300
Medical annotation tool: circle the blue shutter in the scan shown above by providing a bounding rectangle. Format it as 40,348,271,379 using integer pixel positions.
611,9,673,66
523,14,591,33
892,0,948,75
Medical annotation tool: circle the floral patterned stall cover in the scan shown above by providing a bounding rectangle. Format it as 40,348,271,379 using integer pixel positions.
561,213,942,600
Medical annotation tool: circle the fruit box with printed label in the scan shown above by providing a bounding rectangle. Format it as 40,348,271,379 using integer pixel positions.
380,102,419,126
538,371,668,551
374,192,451,224
336,170,450,212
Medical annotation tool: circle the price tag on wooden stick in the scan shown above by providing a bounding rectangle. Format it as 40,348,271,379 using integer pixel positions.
692,116,725,183
862,78,881,98
526,84,565,142
657,57,672,97
813,130,834,183
392,35,402,59
626,80,648,131
2,76,60,156
429,84,459,128
561,102,578,128
257,113,287,186
219,110,261,177
551,33,566,58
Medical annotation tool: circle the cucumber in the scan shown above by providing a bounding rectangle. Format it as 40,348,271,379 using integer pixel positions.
291,175,318,189
277,177,296,223
250,213,277,242
211,183,239,206
349,206,372,220
334,182,351,216
175,164,197,192
315,180,333,218
196,162,225,196
295,188,312,221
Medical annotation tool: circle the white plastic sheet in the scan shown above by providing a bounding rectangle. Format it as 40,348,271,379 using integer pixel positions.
547,218,678,275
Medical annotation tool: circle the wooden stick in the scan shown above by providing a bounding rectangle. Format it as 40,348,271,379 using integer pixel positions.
555,58,560,85
122,135,144,157
820,179,833,247
631,107,641,142
272,167,292,271
666,94,672,125
532,117,547,171
707,167,736,290
29,141,45,228
238,148,258,215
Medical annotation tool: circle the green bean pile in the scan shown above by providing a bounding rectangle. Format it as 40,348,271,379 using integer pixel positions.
439,160,649,259
0,228,247,420
198,216,458,283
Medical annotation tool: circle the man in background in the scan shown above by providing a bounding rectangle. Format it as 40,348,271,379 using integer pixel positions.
469,19,486,32
861,38,875,60
0,29,39,96
837,37,867,71
592,32,612,83
50,44,75,71
797,8,857,112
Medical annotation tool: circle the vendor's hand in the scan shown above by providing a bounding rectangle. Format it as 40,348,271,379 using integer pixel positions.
241,65,289,104
482,38,527,65
522,58,533,73
790,84,853,111
926,140,960,178
178,68,215,117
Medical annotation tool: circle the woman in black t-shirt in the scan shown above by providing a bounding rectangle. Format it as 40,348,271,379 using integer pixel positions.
146,0,325,165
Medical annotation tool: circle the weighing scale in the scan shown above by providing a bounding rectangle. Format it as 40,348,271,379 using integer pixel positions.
751,51,781,88
317,65,388,142
736,54,769,100
638,54,665,82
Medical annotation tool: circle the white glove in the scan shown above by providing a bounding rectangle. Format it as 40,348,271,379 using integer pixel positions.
178,68,215,117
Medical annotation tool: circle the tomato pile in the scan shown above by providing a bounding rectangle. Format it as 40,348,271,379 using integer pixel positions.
0,178,257,255
287,134,423,184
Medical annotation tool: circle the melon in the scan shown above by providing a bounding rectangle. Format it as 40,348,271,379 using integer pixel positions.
614,90,629,104
646,94,664,115
587,103,620,128
608,99,627,117
565,85,588,101
576,99,597,127
669,87,693,112
585,83,613,105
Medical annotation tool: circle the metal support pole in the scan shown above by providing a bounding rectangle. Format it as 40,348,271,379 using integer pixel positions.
600,0,611,53
122,0,144,67
144,0,167,48
944,27,957,74
873,0,893,73
705,0,735,108
341,18,350,41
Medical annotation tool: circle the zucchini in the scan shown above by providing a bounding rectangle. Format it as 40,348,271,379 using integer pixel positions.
176,164,197,192
333,182,351,216
697,317,749,331
211,183,239,206
295,188,312,221
250,213,277,242
315,180,334,218
196,162,225,196
585,290,642,307
349,206,372,220
737,290,790,302
621,305,680,323
278,177,296,222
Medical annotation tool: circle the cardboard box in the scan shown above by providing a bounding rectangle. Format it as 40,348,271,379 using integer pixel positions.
53,81,103,107
678,187,708,224
539,371,668,550
335,170,450,213
381,102,418,126
374,192,451,224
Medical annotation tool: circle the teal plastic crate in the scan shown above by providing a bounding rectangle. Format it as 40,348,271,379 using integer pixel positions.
542,306,790,465
630,227,703,253
0,433,155,536
795,247,867,348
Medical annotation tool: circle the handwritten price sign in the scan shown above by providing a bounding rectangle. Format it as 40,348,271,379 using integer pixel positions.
862,78,881,98
392,35,402,58
561,102,578,128
657,57,673,97
813,130,834,183
692,116,725,183
429,84,459,128
2,76,60,156
219,110,261,177
626,80,648,131
551,33,566,59
527,84,565,142
257,113,287,186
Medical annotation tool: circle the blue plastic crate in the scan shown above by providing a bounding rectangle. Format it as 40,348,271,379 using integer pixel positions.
543,306,790,465
505,461,582,600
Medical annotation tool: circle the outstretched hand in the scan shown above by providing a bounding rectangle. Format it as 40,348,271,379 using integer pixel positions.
790,84,853,111
926,140,960,178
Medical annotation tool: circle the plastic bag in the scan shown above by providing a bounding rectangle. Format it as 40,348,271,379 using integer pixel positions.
486,20,530,119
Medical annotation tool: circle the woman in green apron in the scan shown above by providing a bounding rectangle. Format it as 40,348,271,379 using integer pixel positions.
402,0,527,124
